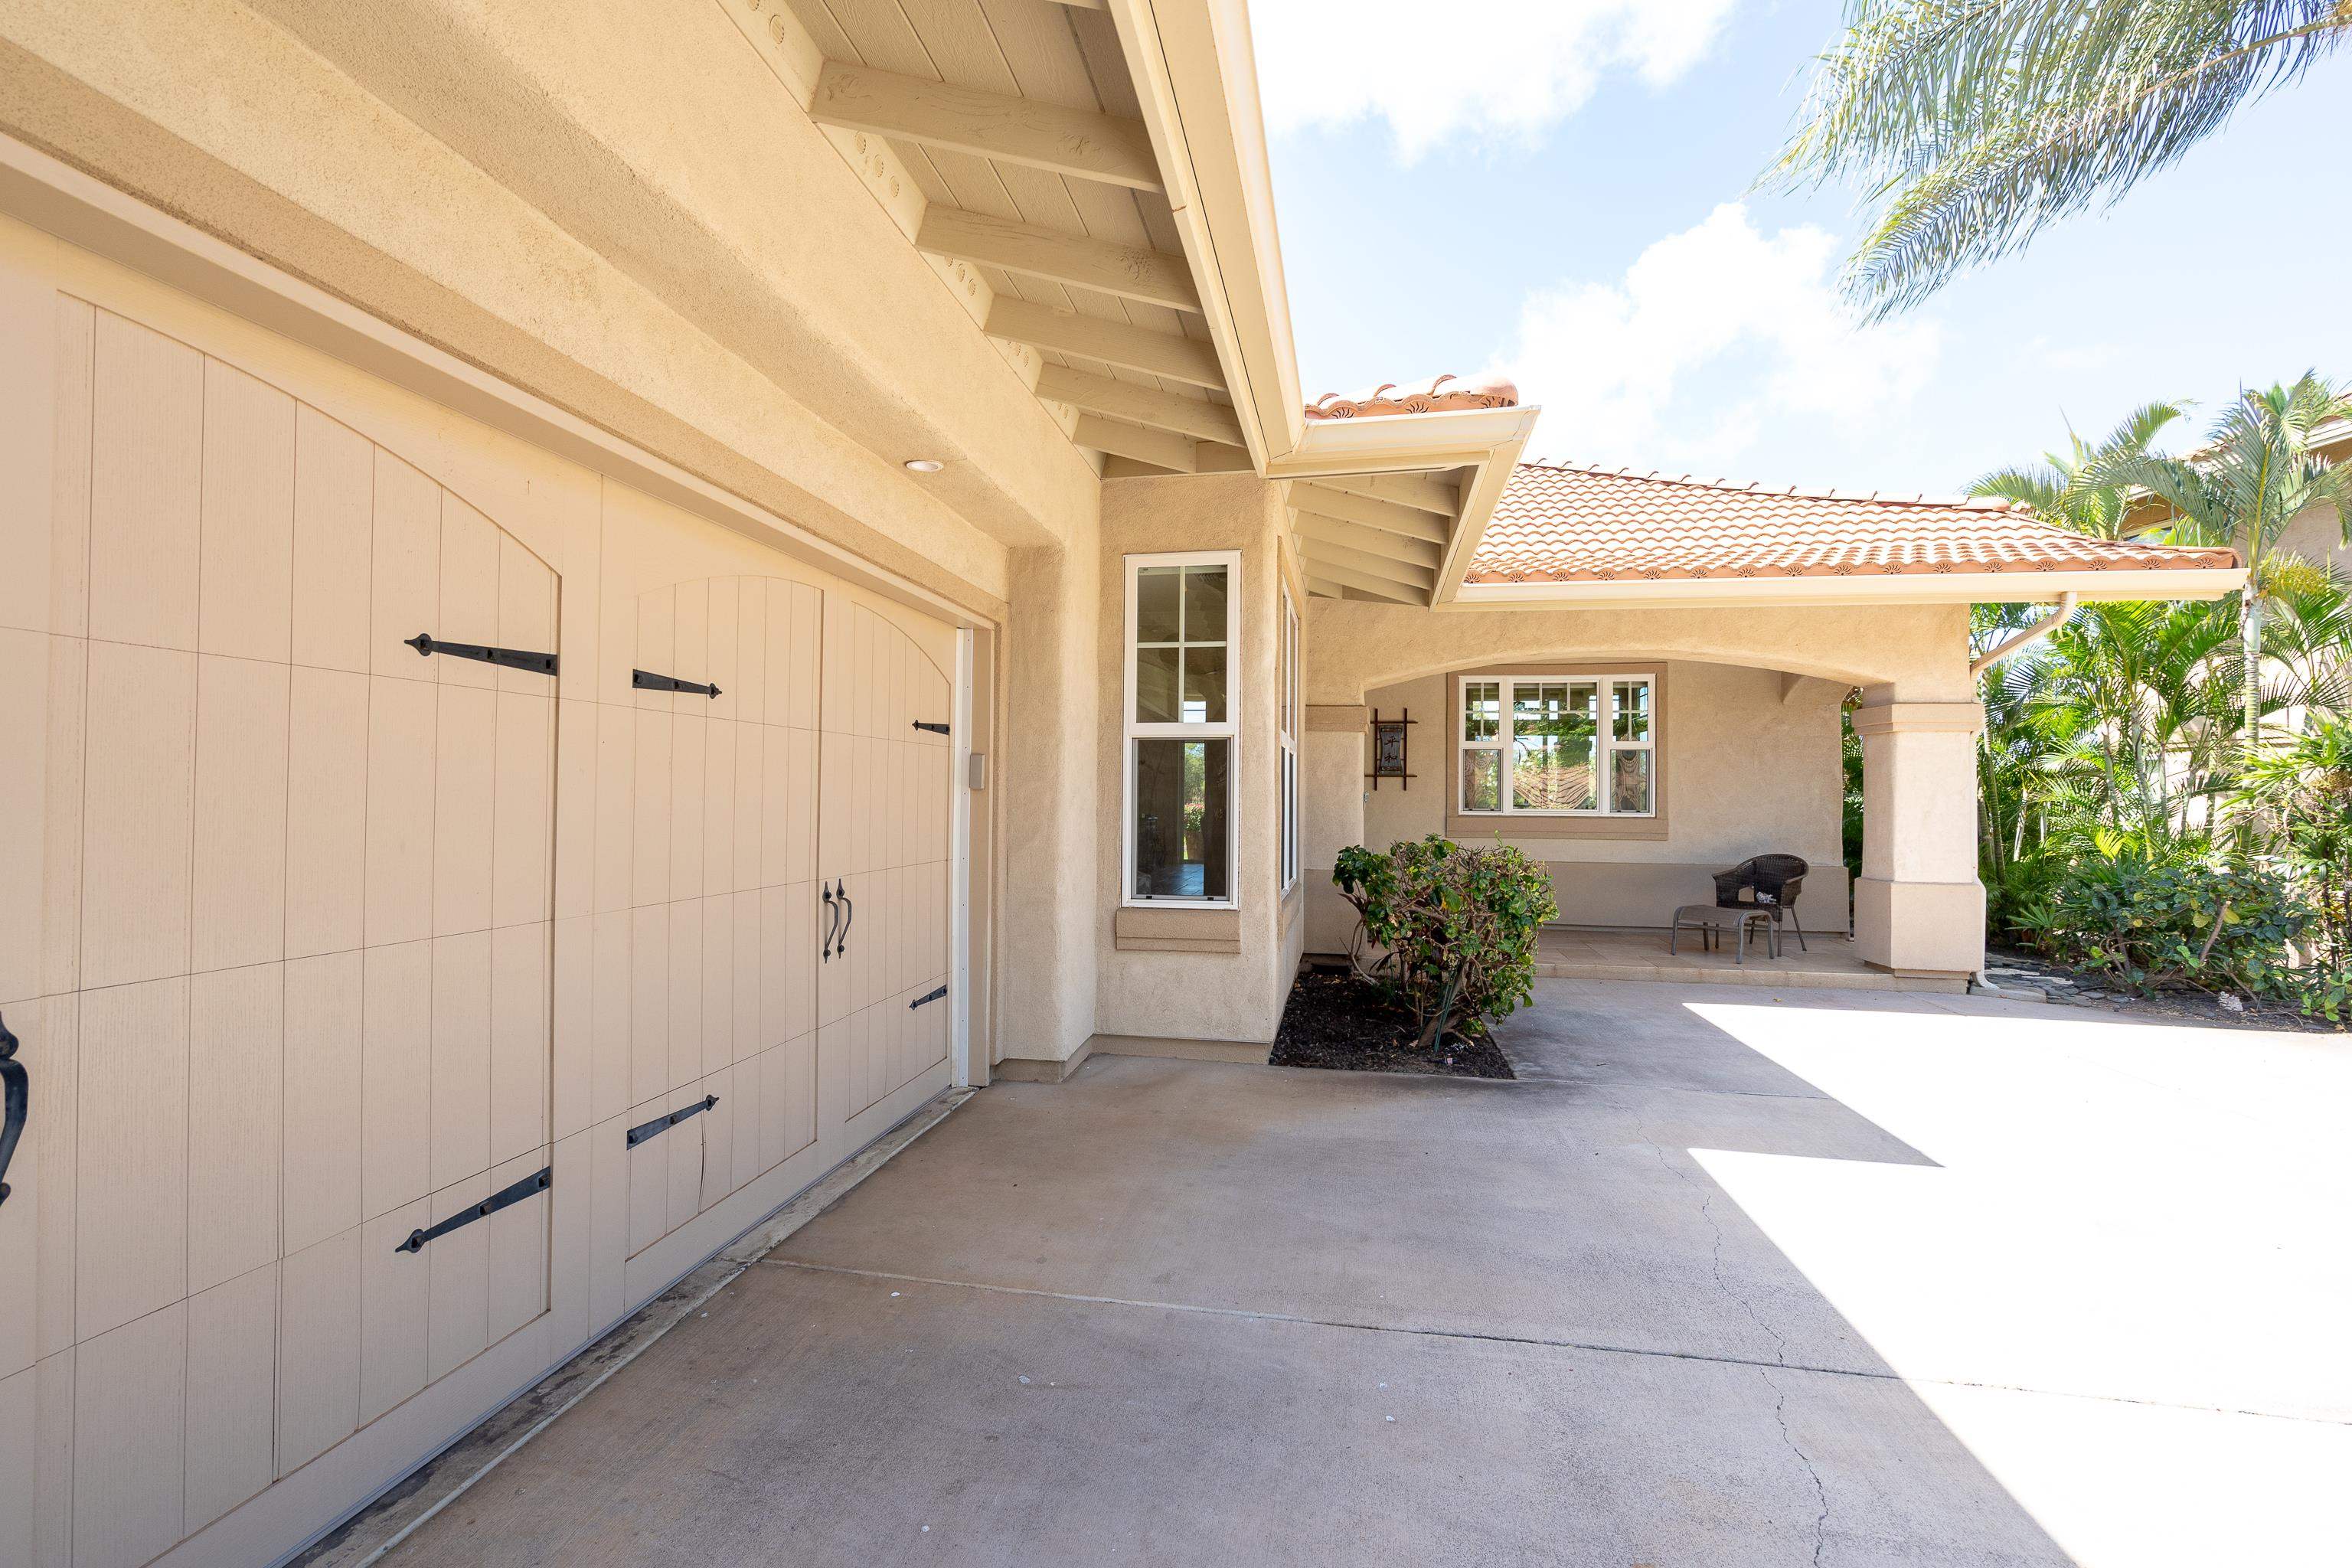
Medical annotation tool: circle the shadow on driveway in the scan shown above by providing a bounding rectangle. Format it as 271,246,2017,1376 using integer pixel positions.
384,980,2350,1566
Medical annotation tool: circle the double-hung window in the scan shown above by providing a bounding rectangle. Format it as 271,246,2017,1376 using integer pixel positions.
1278,584,1300,893
1125,551,1240,906
1459,674,1655,817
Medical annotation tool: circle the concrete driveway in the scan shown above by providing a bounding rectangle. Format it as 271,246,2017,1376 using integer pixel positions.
384,981,2350,1566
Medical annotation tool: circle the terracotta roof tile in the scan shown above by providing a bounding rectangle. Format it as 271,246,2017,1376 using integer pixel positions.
1303,372,1518,421
1465,462,2241,584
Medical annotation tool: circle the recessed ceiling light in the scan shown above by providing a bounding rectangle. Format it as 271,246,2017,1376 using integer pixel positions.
903,459,944,472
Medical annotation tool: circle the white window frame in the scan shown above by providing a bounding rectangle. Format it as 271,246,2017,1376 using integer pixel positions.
1457,672,1657,818
1279,583,1300,894
1122,550,1243,910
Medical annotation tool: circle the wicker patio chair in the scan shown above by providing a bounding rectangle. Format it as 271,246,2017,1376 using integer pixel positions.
1712,854,1809,952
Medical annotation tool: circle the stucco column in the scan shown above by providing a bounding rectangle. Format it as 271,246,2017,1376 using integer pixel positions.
997,536,1100,1067
1302,706,1367,955
1851,699,1985,978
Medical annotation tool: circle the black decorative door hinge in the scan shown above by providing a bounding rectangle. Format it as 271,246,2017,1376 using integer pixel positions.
634,669,721,699
395,1165,550,1254
909,984,949,1010
405,632,558,677
0,1011,25,1209
626,1094,718,1148
911,720,949,735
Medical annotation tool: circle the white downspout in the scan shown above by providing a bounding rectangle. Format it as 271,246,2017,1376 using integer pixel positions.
1970,591,2078,681
1968,592,2076,995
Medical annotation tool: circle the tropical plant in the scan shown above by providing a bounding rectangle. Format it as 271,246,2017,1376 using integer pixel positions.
2098,373,2352,756
1769,0,2352,317
1967,400,2187,536
1332,836,1557,1049
2016,838,2325,1009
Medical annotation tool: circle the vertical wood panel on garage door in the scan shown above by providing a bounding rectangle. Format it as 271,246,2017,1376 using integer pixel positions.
816,594,954,1142
613,577,954,1262
0,302,560,1568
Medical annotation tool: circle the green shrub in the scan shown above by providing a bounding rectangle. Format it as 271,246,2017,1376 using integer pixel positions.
1332,835,1557,1047
2018,841,2347,1018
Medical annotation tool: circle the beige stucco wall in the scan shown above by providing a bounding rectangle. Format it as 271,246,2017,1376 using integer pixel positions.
0,0,1106,615
1091,473,1298,1047
2279,498,2351,577
1300,599,1982,965
1344,662,1849,933
998,531,1102,1066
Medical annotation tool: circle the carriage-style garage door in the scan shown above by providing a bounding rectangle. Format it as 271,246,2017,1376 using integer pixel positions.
0,236,962,1568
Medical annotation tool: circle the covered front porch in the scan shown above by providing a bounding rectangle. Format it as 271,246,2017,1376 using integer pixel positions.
1289,463,2244,989
1533,927,1951,989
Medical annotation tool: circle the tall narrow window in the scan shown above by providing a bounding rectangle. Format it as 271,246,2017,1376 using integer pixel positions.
1279,584,1300,893
1458,673,1655,817
1126,552,1240,904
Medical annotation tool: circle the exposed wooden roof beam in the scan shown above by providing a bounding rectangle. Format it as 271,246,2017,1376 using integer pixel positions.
1043,0,1105,8
1074,415,1195,474
1295,513,1443,572
1292,485,1448,545
1303,574,1349,599
1294,482,1452,541
916,207,1200,312
1311,469,1461,518
1298,557,1423,604
985,299,1225,390
812,62,1163,193
1038,365,1244,446
1300,537,1436,593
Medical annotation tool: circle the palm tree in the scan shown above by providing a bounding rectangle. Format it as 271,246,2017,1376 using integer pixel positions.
2101,372,2352,754
1967,400,2187,536
1769,1,2352,318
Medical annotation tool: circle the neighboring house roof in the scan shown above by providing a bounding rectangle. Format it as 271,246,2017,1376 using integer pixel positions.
1303,373,1518,421
1465,462,2243,585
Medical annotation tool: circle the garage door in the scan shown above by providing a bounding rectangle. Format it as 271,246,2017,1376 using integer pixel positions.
0,237,965,1567
615,577,953,1266
0,305,560,1568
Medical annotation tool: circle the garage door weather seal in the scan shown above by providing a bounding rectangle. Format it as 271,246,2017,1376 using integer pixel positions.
286,1085,977,1568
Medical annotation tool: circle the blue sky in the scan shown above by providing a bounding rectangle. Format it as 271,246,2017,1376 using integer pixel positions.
1250,0,2352,495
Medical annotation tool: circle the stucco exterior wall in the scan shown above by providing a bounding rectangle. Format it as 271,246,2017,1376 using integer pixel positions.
0,0,1106,614
1347,662,1850,932
1091,473,1296,1047
2279,499,2351,577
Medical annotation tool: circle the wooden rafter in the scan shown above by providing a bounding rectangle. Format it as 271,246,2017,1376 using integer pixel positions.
1299,537,1435,593
915,207,1200,312
985,299,1225,390
1295,512,1442,572
1310,469,1461,518
1074,415,1195,474
1037,365,1243,446
1298,558,1421,604
811,62,1163,192
1292,484,1448,545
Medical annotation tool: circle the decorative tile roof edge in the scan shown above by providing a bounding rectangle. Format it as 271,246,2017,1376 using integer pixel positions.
1514,459,2027,514
1304,372,1518,422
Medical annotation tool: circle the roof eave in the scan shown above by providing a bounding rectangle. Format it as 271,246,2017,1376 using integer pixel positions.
1106,0,1304,470
1448,565,2249,610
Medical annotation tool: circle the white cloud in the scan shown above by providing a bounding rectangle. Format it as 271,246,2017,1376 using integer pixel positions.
1251,0,1740,159
1493,203,1945,475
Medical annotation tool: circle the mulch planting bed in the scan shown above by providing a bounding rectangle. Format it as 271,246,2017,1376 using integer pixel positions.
1269,966,1517,1079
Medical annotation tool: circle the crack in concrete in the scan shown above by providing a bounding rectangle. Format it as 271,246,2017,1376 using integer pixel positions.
757,1259,2352,1428
1762,1367,1832,1566
1644,1125,1788,1367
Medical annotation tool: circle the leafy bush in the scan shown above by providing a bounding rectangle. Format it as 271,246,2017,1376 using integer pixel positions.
2017,840,2347,1018
1332,835,1557,1047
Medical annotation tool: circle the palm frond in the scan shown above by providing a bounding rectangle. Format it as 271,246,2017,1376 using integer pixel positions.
1769,0,2352,316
